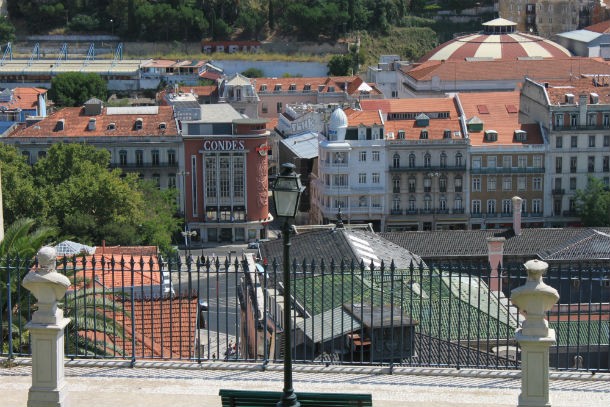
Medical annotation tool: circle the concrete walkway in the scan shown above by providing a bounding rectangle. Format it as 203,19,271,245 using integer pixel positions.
2,359,609,407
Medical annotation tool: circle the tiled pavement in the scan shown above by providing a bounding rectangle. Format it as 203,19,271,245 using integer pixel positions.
2,359,610,407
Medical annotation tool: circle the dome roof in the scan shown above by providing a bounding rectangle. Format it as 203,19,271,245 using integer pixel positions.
329,107,348,130
420,18,571,62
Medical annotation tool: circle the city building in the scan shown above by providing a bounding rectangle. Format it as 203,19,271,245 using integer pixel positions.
1,99,181,190
0,87,48,134
458,91,546,229
519,76,610,225
180,103,271,243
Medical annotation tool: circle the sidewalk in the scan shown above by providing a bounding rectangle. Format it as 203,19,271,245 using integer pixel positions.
2,359,610,407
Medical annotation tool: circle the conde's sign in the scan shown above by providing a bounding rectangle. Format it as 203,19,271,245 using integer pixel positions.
202,140,245,151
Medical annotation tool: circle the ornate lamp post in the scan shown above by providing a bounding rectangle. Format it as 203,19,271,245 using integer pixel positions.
272,163,305,407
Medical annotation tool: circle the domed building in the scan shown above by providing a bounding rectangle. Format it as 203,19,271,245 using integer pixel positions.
420,18,571,62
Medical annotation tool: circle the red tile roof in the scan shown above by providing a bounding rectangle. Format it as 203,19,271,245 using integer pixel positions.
360,96,463,140
585,19,610,33
404,57,610,82
96,245,158,257
344,109,383,126
458,91,543,146
542,75,610,104
0,87,47,111
254,75,382,95
78,297,198,359
6,106,178,139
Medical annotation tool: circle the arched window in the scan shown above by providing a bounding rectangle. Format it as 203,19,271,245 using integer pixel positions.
424,153,431,168
393,153,400,168
408,196,416,211
455,152,463,167
439,175,447,192
424,195,432,210
454,175,463,192
392,176,400,193
408,153,416,168
440,152,447,168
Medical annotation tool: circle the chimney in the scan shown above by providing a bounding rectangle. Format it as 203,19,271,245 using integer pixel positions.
486,237,506,293
512,196,523,236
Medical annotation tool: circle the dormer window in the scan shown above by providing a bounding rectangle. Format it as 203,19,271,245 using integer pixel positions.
318,85,325,92
107,122,116,130
514,130,527,141
443,129,451,139
420,129,428,139
304,83,311,92
565,93,575,104
274,84,282,92
485,130,498,142
55,119,65,131
289,83,296,91
88,118,96,131
159,122,167,130
328,86,335,92
135,118,143,130
415,113,429,127
260,84,267,92
398,130,405,139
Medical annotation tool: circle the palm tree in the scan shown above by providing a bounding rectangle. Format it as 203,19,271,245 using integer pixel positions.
1,218,57,356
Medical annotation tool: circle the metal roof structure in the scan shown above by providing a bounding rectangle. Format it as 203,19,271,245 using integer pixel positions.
280,132,319,160
54,240,96,256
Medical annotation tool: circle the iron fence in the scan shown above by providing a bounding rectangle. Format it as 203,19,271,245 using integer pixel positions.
1,254,608,372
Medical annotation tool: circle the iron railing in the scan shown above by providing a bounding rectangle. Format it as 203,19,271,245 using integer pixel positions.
1,255,608,372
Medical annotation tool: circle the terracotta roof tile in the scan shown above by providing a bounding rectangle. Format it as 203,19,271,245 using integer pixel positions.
254,75,382,95
585,19,610,33
0,87,47,111
344,109,383,126
6,105,178,139
458,91,543,146
404,57,610,83
543,75,610,104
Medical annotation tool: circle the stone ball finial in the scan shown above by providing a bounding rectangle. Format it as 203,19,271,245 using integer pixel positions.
37,246,57,273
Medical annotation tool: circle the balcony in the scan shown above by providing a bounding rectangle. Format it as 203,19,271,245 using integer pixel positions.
552,189,565,195
470,167,545,174
453,208,465,214
110,162,179,170
553,124,610,131
390,209,403,215
389,164,466,173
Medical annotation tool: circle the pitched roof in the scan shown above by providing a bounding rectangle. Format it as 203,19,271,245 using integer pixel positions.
0,87,46,111
585,19,610,33
344,109,384,126
281,132,319,159
538,229,610,261
254,75,382,95
78,297,198,359
404,57,610,83
6,106,178,139
380,228,610,261
457,91,544,146
543,75,610,104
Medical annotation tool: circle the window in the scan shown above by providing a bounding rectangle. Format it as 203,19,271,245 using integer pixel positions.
604,114,610,128
276,102,282,113
571,136,577,148
392,196,400,211
521,199,527,213
424,195,432,211
604,156,609,172
487,176,497,192
440,152,447,168
152,173,160,188
570,115,578,128
359,151,366,161
408,176,416,193
393,154,400,168
408,153,415,168
372,172,380,183
554,177,562,190
439,196,447,211
589,135,596,147
588,156,595,173
472,156,482,169
556,157,562,173
408,196,416,211
502,156,512,168
151,150,160,165
205,156,217,199
219,156,231,198
532,199,542,214
359,173,366,184
21,151,31,165
455,153,463,167
588,113,597,126
472,200,481,214
502,199,512,214
503,177,512,191
517,176,526,191
359,196,367,207
398,130,405,139
372,151,380,161
454,175,463,192
371,196,381,208
570,177,577,190
517,156,527,168
472,177,481,192
135,150,143,166
533,155,542,168
554,114,564,128
168,174,176,189
334,174,348,187
605,135,610,147
234,156,244,199
439,176,447,192
424,153,431,167
487,156,497,168
391,90,398,98
393,177,400,193
556,136,563,148
533,177,542,191
487,200,496,214
38,150,46,160
423,177,432,192
262,103,268,114
167,150,176,165
570,156,577,173
119,150,127,165
455,196,462,210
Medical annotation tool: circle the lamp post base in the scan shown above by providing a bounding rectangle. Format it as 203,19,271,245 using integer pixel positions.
277,390,301,407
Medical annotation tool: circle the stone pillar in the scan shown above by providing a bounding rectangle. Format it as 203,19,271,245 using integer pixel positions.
22,246,71,407
486,237,505,293
511,259,559,407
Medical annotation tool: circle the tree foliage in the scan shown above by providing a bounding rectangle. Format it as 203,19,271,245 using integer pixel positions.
48,73,107,107
575,177,610,227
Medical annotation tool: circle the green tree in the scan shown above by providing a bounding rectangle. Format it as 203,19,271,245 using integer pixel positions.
575,177,610,226
0,16,16,43
48,73,107,108
68,14,100,33
235,4,266,40
327,54,354,76
0,144,41,224
241,67,264,78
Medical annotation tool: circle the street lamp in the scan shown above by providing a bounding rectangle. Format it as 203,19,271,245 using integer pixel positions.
272,163,305,407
